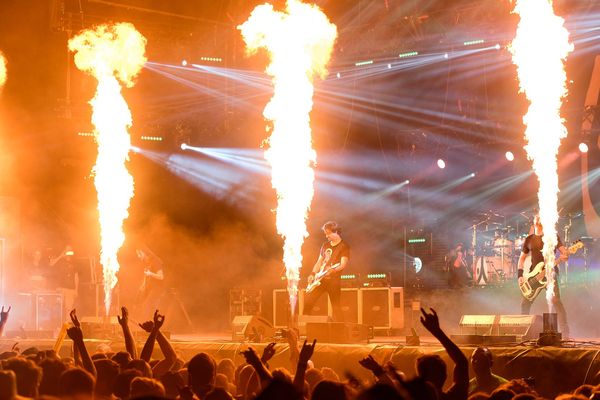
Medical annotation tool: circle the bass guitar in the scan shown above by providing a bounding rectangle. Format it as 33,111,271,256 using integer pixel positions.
306,262,341,294
519,241,584,301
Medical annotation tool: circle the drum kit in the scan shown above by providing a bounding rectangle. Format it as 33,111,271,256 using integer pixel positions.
470,210,530,286
466,210,592,286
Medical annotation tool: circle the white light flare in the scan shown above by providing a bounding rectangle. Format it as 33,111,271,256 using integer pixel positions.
68,23,147,315
0,52,6,89
510,0,572,306
239,0,337,317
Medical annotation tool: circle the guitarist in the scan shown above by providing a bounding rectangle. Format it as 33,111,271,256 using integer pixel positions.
135,248,165,317
517,215,569,337
303,221,350,322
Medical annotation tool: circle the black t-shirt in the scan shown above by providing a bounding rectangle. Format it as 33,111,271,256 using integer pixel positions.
55,259,80,289
522,234,563,272
319,240,350,279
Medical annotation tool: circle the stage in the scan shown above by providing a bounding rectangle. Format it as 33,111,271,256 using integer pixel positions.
1,334,599,398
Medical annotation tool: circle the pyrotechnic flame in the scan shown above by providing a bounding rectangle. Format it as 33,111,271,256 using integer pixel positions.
0,52,6,89
510,0,572,305
68,23,147,314
239,0,337,316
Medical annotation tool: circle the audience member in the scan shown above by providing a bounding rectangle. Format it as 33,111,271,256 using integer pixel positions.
469,347,508,394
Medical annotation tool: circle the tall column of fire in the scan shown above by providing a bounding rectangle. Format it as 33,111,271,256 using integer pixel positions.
239,0,337,316
0,52,6,89
510,0,572,304
68,23,147,314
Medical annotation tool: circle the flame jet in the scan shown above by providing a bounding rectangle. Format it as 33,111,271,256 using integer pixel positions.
510,0,572,304
0,52,6,88
68,23,147,314
239,0,337,317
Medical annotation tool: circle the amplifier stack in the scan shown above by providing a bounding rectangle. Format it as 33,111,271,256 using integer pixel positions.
273,287,404,334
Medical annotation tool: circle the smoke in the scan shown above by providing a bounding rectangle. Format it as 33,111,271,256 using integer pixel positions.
121,213,284,332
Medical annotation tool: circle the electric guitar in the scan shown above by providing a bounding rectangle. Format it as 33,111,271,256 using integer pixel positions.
519,241,584,301
306,262,341,294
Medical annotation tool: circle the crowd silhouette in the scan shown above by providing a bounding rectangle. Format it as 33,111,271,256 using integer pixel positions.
0,305,596,400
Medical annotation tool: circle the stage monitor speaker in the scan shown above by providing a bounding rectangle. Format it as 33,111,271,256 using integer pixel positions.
459,315,497,335
272,289,291,328
498,314,542,340
340,288,359,324
231,315,276,342
360,287,404,329
306,322,371,344
299,289,331,317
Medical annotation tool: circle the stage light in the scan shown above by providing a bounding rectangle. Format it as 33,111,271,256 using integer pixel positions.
387,63,392,69
444,53,449,59
399,51,418,58
579,142,589,153
495,44,501,50
413,257,423,273
140,135,163,142
470,172,476,177
181,60,188,66
355,60,373,66
404,179,409,184
505,151,515,161
199,56,222,63
464,39,485,46
437,159,446,169
336,72,341,79
180,143,188,151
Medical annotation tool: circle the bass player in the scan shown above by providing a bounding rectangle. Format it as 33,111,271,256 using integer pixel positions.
517,215,569,337
302,221,350,322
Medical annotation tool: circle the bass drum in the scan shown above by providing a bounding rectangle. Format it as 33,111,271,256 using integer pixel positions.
472,256,514,285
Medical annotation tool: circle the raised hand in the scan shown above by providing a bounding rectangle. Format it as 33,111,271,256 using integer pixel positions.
0,306,11,325
69,309,80,328
117,307,129,326
66,326,83,342
420,307,441,334
241,347,262,368
139,321,154,333
359,355,385,376
298,339,317,365
284,328,298,346
153,310,165,330
261,342,277,364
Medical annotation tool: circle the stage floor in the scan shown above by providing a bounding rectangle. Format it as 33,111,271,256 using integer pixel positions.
1,334,599,398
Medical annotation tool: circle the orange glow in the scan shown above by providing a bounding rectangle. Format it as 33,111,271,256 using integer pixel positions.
510,0,572,303
68,23,147,314
0,52,6,88
239,0,337,316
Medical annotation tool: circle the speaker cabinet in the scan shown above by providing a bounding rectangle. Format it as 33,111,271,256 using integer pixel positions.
498,314,542,340
340,288,359,323
231,315,276,341
306,322,371,343
299,289,331,317
36,293,63,332
360,287,404,329
273,289,291,328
